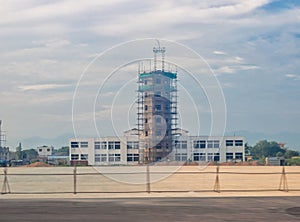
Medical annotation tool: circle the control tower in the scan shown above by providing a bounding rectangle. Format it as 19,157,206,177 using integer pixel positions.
137,43,178,163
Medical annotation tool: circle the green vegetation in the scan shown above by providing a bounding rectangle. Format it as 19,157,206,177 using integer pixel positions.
247,140,299,165
53,146,69,156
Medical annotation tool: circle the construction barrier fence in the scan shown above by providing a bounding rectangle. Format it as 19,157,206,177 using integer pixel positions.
1,166,300,195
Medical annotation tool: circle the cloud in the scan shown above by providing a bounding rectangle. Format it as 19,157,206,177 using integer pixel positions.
285,74,300,80
215,65,259,74
18,83,71,91
213,50,227,55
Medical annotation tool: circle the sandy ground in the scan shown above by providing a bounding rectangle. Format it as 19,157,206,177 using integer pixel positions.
0,166,299,199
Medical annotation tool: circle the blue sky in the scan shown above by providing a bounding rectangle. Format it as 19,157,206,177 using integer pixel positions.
0,0,299,149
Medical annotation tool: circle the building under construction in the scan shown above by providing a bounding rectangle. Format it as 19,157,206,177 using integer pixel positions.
137,44,178,163
69,44,245,166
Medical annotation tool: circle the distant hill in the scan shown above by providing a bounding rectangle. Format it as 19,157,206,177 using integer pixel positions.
19,133,74,149
9,131,300,151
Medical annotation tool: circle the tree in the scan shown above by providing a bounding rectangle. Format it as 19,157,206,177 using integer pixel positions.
284,150,299,159
22,149,38,162
250,140,285,160
54,146,69,156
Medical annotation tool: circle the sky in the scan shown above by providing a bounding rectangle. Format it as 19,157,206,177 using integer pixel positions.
0,0,300,150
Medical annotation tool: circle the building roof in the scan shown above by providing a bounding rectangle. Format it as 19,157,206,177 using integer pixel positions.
139,70,177,79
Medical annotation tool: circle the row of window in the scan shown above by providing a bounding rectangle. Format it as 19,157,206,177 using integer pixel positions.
226,152,243,160
71,141,88,148
71,139,244,150
226,140,243,146
175,141,188,149
72,141,139,150
71,154,88,160
71,152,243,162
192,152,243,161
94,154,139,162
193,140,219,149
95,154,121,162
193,153,220,161
175,153,187,161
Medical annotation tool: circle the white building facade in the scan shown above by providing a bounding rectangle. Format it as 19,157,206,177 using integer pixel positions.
37,145,54,157
69,135,245,166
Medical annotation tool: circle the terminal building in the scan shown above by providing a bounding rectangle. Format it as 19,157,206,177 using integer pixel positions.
69,44,245,165
69,134,244,166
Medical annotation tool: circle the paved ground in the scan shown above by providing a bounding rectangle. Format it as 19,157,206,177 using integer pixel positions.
0,197,299,222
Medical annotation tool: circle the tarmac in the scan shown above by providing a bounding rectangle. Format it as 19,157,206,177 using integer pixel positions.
0,197,299,222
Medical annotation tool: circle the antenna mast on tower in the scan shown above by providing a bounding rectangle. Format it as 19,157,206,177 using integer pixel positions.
153,40,166,71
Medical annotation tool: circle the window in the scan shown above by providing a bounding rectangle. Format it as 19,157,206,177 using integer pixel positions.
71,154,79,160
175,153,187,161
194,153,206,161
108,141,120,149
193,153,199,161
207,140,213,148
193,141,200,149
176,141,187,149
108,154,114,162
127,154,139,162
200,153,206,161
207,140,219,148
39,149,42,152
145,118,148,123
71,142,79,148
235,152,243,160
226,152,234,160
182,153,187,161
127,141,139,149
226,140,234,146
207,153,214,161
115,154,121,162
214,140,220,148
214,153,220,162
235,140,243,146
80,142,88,148
95,154,101,162
109,154,120,162
100,142,107,149
115,142,121,149
81,154,88,160
155,92,161,97
108,141,114,150
95,142,101,149
200,141,206,148
155,104,161,110
145,105,148,111
145,131,148,136
101,154,107,162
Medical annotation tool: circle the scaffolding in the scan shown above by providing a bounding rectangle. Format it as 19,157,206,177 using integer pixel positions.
137,44,178,164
